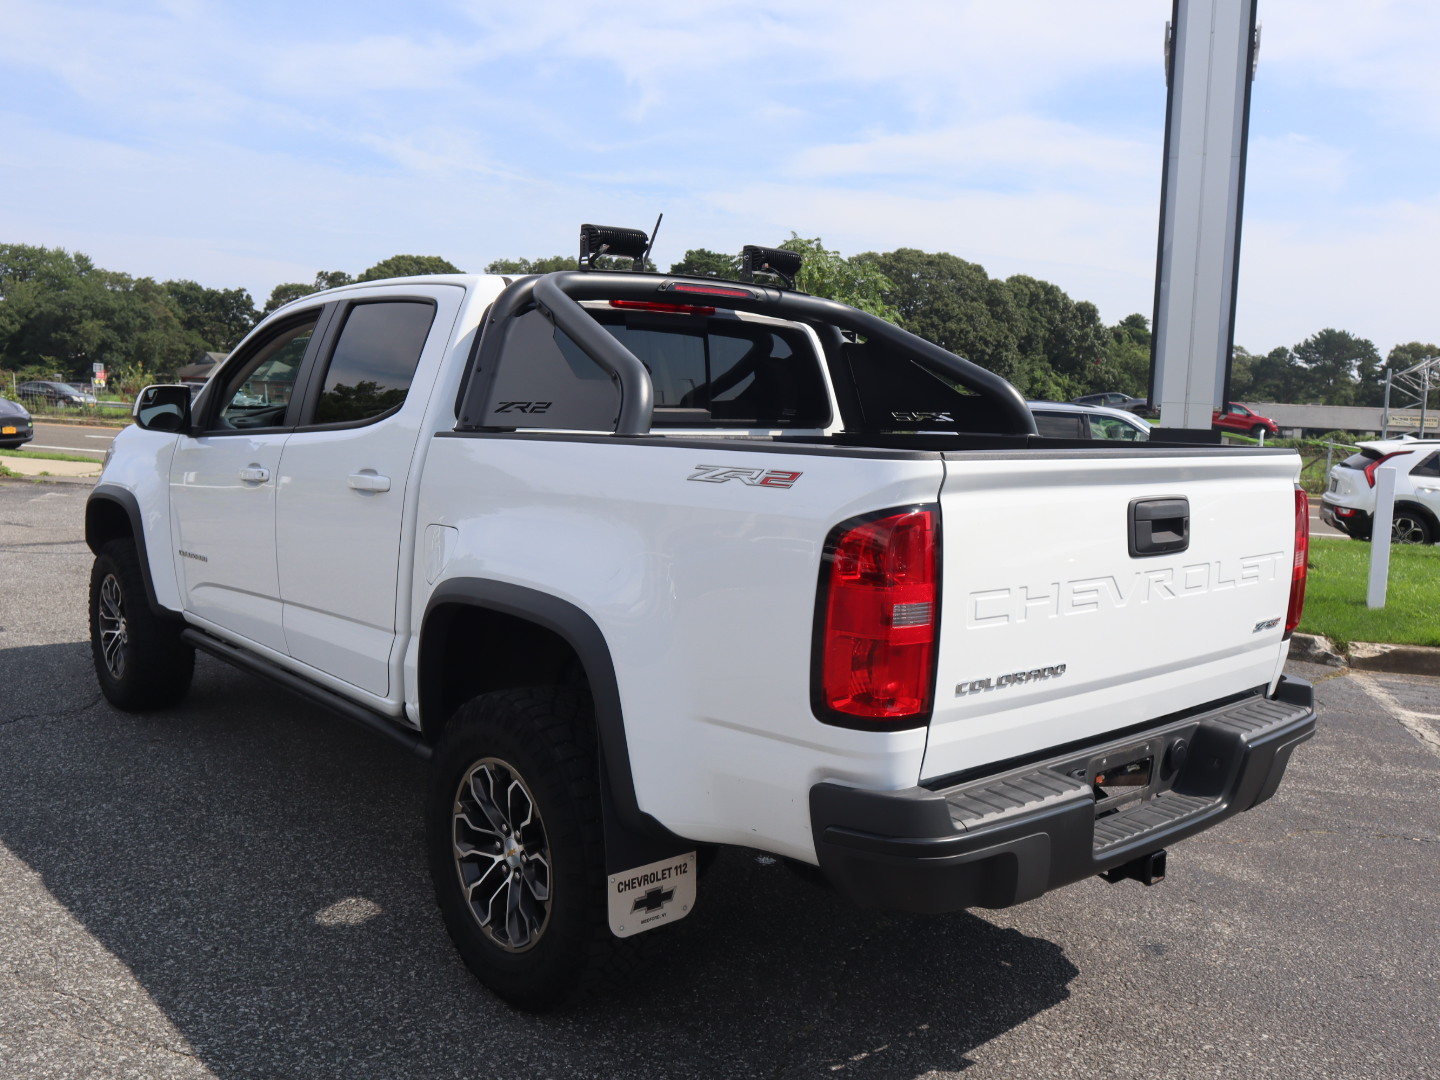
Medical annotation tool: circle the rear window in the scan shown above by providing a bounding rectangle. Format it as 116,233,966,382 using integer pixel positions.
481,306,831,430
593,310,830,427
1340,449,1384,469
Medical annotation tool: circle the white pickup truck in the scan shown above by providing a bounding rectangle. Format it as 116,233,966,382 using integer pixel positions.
86,238,1315,1009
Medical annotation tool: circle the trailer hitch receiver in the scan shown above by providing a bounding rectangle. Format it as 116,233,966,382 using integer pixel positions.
1101,849,1167,886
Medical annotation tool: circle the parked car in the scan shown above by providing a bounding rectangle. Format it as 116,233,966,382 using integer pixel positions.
1030,400,1152,441
1320,437,1440,545
1071,391,1151,416
18,380,97,407
0,397,34,448
1212,401,1279,439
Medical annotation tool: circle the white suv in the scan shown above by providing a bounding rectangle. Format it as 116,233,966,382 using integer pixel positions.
1320,437,1440,544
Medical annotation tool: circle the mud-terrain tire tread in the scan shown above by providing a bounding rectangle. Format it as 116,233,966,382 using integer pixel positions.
426,686,644,1011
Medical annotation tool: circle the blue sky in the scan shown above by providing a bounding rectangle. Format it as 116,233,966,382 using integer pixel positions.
3,0,1436,357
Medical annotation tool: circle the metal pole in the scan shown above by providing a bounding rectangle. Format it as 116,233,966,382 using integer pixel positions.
1381,367,1392,438
1422,365,1431,435
1150,0,1259,437
1367,464,1398,608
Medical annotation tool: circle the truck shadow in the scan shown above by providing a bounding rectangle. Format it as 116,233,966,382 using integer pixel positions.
0,646,1078,1080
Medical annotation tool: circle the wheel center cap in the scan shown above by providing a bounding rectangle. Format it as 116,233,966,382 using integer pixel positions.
504,843,523,869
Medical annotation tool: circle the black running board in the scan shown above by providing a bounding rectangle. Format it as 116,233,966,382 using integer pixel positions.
182,628,432,760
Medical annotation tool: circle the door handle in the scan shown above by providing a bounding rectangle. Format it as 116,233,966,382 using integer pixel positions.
1129,496,1190,557
239,465,270,483
347,472,391,493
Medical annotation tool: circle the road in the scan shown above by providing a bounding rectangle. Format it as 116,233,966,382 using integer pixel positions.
1,481,1434,1079
25,421,120,457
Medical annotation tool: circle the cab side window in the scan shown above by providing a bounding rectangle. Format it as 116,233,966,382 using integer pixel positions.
1033,412,1084,439
213,319,317,430
309,301,436,426
1087,415,1146,441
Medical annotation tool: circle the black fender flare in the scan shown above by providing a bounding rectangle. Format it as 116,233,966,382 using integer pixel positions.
421,579,687,865
86,484,175,618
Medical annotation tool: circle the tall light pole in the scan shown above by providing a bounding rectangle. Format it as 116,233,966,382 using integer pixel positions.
1149,0,1260,440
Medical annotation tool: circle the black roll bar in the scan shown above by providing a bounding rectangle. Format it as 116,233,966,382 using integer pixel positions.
459,270,1037,437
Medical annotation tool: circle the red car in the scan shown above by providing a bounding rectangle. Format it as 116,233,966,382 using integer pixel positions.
1212,401,1279,438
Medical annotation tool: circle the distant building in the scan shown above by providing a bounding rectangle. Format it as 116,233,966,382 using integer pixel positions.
175,351,228,388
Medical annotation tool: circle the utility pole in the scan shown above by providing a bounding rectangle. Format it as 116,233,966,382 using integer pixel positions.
1150,0,1260,440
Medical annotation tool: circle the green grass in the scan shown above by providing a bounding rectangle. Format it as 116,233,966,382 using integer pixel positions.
0,448,104,464
1297,537,1440,649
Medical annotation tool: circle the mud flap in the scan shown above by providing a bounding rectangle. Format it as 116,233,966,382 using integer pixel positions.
598,753,697,938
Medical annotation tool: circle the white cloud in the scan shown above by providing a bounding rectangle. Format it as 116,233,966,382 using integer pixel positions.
1237,197,1440,356
786,116,1156,193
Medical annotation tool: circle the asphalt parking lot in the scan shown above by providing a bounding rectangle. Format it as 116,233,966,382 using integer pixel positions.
1,480,1436,1080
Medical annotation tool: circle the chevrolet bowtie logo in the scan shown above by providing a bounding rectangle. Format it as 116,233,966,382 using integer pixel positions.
631,885,675,914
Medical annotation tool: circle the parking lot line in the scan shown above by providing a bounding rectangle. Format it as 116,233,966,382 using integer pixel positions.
1354,673,1440,756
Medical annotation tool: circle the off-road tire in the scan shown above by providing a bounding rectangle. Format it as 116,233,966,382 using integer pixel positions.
426,687,633,1011
1250,425,1269,439
89,538,195,710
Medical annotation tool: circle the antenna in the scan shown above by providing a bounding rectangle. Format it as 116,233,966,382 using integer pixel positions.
640,213,663,271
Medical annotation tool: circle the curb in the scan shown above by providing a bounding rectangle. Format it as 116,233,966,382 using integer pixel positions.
1291,633,1440,677
0,473,98,487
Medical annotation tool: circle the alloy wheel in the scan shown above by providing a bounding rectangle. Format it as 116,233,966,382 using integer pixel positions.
97,573,128,679
1392,514,1430,545
451,757,552,952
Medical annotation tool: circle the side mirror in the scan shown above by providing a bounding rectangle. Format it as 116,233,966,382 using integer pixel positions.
133,384,193,433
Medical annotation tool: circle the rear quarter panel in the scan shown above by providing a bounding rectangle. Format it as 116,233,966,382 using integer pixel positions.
413,435,946,860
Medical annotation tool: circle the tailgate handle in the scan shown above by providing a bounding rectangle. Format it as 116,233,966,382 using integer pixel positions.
1129,497,1189,557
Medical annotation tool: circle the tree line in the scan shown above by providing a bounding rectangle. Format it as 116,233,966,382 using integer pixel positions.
0,246,460,395
3,237,1431,409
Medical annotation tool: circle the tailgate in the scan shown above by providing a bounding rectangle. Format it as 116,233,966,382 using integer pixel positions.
922,448,1301,783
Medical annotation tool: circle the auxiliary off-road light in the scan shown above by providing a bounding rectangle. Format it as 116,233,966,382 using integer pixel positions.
740,245,803,288
579,224,651,270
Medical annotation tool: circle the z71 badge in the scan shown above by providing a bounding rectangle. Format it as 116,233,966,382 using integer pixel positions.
688,464,802,488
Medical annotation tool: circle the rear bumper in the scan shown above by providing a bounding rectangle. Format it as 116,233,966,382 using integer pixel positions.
1320,500,1371,539
810,677,1316,914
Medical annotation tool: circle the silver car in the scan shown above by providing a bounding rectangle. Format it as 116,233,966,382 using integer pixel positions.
1029,400,1153,442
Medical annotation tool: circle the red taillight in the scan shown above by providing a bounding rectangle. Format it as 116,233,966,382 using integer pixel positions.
609,300,716,315
1364,451,1412,487
816,508,938,724
1284,486,1309,639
